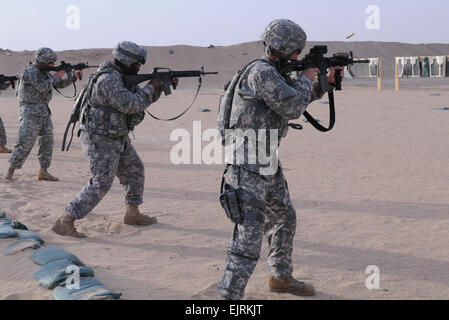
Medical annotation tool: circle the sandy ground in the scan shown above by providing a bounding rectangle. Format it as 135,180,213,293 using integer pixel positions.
0,76,449,300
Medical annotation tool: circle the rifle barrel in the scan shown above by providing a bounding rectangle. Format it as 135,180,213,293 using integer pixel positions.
122,69,218,89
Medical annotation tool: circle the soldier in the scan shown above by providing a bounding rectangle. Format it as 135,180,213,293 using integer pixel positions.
3,48,82,181
217,19,344,300
52,41,169,238
0,79,15,153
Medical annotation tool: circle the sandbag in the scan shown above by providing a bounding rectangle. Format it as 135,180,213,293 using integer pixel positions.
17,230,45,244
2,239,42,256
53,277,121,300
0,225,18,239
11,221,28,230
0,217,12,227
32,259,94,289
0,217,28,230
30,246,84,266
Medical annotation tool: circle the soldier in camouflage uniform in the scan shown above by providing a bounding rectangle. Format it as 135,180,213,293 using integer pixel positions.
3,47,82,181
52,41,167,238
217,19,345,300
0,80,14,153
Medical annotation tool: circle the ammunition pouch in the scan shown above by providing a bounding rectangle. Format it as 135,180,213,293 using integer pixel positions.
81,104,130,137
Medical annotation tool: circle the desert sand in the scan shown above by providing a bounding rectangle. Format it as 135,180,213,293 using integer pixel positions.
0,41,449,300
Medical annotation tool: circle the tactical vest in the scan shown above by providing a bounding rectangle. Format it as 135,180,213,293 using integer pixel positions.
17,65,53,106
217,59,268,146
79,68,142,137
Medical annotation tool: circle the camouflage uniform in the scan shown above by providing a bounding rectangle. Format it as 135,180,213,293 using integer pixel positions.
0,81,9,146
65,60,159,219
8,63,73,169
218,20,333,299
0,118,6,146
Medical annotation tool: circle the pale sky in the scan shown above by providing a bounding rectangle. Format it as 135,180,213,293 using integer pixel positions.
0,0,448,51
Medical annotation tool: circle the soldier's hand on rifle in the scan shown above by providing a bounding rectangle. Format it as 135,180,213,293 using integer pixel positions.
327,66,345,84
170,77,179,87
55,70,66,79
74,70,84,80
302,68,320,82
149,79,163,93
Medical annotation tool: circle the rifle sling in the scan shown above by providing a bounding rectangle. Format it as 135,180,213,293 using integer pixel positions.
53,80,77,99
61,121,77,152
61,122,71,151
145,77,202,121
289,90,335,132
61,68,113,152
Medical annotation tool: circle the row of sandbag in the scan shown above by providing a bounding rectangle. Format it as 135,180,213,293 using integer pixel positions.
0,212,121,300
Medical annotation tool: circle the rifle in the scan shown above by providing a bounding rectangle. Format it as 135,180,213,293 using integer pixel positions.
61,67,219,151
281,45,370,91
123,67,218,122
39,61,99,81
0,75,18,89
39,61,99,99
122,67,218,95
281,45,370,132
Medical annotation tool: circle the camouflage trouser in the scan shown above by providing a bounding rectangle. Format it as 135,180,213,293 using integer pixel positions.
9,115,53,169
0,117,6,146
66,131,145,219
218,165,296,300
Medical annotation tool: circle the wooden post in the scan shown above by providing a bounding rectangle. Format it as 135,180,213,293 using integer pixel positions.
395,57,400,91
377,58,382,91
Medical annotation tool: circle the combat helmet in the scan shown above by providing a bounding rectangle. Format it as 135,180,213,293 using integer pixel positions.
35,47,57,64
261,19,307,56
112,41,147,66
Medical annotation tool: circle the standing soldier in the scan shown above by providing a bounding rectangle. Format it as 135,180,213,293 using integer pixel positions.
52,41,168,238
0,79,15,153
3,47,82,181
217,19,344,299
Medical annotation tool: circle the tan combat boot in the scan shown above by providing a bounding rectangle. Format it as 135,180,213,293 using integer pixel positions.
268,276,315,296
0,145,12,153
124,204,158,226
38,167,59,181
3,167,15,181
52,213,87,238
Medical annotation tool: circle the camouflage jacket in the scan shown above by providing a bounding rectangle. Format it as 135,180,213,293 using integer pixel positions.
79,61,159,137
225,56,331,175
17,63,74,117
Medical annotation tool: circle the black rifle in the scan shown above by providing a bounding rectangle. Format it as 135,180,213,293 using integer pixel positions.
281,45,370,91
0,75,18,89
123,67,218,122
281,45,370,132
39,61,99,81
39,61,99,99
123,67,218,95
61,66,219,151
